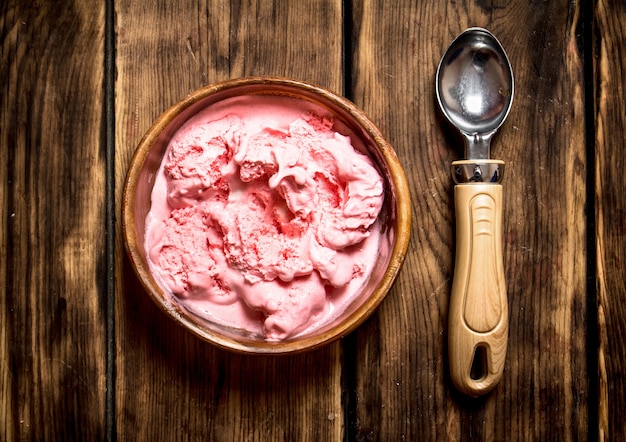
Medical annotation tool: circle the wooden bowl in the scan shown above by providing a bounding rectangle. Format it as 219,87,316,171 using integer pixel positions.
122,77,411,354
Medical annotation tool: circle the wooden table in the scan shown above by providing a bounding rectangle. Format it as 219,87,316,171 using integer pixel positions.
2,1,624,440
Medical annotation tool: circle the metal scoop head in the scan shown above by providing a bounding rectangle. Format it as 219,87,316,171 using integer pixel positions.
436,27,514,159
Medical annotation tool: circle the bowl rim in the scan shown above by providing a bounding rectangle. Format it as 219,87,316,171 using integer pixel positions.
122,76,412,354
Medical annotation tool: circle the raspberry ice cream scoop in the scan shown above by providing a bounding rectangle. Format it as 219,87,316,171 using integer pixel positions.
145,95,384,340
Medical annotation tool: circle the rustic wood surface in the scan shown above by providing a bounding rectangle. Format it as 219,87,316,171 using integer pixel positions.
1,0,624,440
595,0,626,440
349,1,590,440
1,1,107,440
114,1,345,441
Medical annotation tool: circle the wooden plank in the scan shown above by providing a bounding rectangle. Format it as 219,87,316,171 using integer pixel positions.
348,1,588,439
595,1,626,440
0,1,107,439
114,1,345,439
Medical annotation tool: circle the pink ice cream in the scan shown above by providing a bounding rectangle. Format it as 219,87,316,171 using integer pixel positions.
145,95,384,340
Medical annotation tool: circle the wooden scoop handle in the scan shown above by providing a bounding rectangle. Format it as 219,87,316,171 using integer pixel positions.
449,183,508,396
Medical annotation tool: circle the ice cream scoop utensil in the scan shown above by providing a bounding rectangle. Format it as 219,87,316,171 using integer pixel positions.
435,27,514,396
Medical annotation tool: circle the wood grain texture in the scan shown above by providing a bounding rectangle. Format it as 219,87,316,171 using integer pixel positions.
0,1,107,439
348,1,588,440
114,1,345,439
1,0,617,439
595,1,626,440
